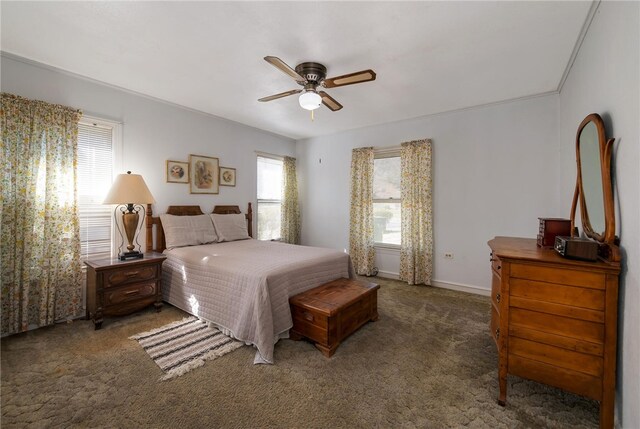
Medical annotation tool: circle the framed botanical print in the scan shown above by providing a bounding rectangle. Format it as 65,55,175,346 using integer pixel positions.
189,154,219,194
219,167,236,187
166,160,189,183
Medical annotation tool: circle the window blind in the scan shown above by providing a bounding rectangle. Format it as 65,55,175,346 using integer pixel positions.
257,156,284,240
373,153,401,246
78,122,114,260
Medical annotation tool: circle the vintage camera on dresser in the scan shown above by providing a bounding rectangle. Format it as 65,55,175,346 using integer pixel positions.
554,235,599,261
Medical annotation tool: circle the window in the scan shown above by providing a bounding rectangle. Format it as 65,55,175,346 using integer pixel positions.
373,153,401,246
257,155,283,240
78,118,118,260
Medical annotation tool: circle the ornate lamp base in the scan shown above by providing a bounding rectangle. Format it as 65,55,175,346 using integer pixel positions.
114,203,146,260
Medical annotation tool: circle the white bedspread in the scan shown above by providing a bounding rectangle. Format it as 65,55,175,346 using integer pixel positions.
162,239,353,363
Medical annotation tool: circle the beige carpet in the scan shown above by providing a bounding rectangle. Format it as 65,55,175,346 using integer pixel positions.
1,277,598,428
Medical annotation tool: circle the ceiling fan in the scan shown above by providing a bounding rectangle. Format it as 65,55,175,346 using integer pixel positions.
258,56,376,112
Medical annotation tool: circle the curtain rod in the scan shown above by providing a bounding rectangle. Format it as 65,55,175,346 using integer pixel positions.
255,150,285,160
374,145,401,154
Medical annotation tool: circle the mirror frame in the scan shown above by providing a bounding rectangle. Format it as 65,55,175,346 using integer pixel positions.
570,113,619,261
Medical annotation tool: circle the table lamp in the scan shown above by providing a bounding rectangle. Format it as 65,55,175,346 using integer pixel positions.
103,171,155,260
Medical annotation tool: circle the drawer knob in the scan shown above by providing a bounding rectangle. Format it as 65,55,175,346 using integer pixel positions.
302,311,313,322
496,293,501,303
124,289,140,296
495,328,500,339
124,271,140,277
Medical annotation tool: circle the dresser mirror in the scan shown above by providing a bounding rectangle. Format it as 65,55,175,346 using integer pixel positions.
570,113,619,261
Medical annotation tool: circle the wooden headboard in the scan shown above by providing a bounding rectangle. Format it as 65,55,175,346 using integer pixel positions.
145,203,253,253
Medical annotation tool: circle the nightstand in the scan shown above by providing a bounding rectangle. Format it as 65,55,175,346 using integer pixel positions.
85,253,167,329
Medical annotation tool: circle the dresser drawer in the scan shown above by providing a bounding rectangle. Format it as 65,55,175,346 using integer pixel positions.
508,353,602,401
490,253,502,273
509,324,604,356
510,263,604,289
509,336,603,377
490,305,500,348
510,296,604,323
105,265,157,287
510,307,604,344
510,278,604,310
491,271,502,311
104,282,157,306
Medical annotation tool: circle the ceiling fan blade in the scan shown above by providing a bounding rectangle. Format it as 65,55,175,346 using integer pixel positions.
318,91,343,111
264,56,307,84
323,69,376,88
258,89,302,102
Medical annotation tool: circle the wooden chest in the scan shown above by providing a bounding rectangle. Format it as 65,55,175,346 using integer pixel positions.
289,278,380,357
537,217,572,247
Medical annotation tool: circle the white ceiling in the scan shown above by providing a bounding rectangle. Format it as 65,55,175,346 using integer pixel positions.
1,1,592,140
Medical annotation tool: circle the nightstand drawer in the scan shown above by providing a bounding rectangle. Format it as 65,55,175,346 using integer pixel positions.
104,282,157,306
105,265,157,287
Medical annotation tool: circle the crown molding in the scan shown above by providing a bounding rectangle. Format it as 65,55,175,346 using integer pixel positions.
557,0,600,93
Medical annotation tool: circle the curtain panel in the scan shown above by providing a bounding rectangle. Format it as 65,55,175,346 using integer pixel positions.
1,93,83,335
399,139,433,285
349,147,376,275
280,156,301,244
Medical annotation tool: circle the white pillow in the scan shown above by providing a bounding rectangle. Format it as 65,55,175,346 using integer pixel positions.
210,213,250,242
160,214,218,250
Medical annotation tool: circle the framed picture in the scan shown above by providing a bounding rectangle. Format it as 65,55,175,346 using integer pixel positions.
166,160,189,183
219,167,236,187
189,154,219,194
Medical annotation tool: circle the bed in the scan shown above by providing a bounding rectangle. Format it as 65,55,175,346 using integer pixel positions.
145,203,353,363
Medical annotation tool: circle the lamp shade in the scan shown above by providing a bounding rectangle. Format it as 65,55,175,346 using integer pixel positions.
299,91,322,110
103,171,155,204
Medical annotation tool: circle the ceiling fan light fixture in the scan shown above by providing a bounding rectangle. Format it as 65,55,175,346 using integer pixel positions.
260,56,374,112
299,91,322,110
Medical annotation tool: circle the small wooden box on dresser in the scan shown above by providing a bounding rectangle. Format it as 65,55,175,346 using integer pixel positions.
85,253,167,329
488,237,620,429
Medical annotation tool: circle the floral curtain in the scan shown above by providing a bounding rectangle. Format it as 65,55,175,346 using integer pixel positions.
280,156,300,244
399,139,433,285
349,147,376,275
1,93,83,335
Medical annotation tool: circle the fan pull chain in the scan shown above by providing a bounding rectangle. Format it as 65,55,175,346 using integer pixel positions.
311,110,314,121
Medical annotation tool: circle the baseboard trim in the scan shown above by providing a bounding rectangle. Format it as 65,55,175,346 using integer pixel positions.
377,270,399,280
376,271,490,296
431,280,490,297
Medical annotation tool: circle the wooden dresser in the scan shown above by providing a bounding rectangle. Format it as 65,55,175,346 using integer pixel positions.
488,237,620,429
85,253,167,329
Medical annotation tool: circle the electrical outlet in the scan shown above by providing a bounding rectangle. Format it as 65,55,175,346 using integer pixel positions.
444,252,454,259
